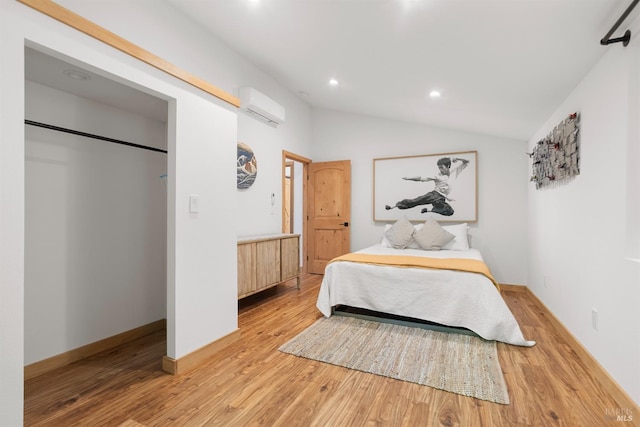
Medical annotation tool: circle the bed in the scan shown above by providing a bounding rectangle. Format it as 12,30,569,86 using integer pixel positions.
316,219,535,347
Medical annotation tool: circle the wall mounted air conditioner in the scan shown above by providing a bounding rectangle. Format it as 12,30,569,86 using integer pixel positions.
238,87,286,127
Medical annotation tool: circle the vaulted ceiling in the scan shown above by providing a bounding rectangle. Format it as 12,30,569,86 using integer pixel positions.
26,1,638,142
167,0,635,140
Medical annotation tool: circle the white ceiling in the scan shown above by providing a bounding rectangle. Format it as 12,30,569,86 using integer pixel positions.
25,47,169,123
25,1,638,141
167,0,636,141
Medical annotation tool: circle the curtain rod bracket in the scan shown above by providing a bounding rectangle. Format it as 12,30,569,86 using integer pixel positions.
601,29,632,46
601,0,639,47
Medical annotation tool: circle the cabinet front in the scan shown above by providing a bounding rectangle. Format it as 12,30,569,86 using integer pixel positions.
256,240,281,288
281,237,300,280
237,243,256,297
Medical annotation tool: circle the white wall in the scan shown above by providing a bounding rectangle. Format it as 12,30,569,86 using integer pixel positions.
168,96,237,358
311,109,529,284
24,81,167,365
233,100,312,237
52,0,314,238
527,28,640,404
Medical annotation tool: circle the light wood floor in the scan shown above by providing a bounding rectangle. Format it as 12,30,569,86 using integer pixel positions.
25,274,632,426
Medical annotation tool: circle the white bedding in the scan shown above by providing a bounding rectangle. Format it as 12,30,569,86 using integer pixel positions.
316,244,535,347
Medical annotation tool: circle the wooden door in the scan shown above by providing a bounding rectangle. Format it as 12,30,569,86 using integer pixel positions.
307,160,351,274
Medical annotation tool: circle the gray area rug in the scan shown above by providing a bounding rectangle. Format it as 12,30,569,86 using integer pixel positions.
279,315,509,404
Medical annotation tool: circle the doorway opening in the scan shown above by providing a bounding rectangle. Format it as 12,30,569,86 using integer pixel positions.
282,150,311,274
283,160,295,234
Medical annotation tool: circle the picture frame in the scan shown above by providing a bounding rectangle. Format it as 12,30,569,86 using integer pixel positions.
373,150,477,222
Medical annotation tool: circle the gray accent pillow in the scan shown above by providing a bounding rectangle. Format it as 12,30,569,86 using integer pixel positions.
413,218,455,250
383,216,416,249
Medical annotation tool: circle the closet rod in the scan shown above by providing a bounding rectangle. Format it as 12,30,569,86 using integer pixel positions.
25,119,168,154
600,0,639,46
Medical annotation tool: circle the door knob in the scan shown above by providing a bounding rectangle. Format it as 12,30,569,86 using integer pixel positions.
342,222,349,227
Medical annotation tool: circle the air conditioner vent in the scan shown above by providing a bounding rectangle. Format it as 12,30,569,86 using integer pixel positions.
238,87,285,127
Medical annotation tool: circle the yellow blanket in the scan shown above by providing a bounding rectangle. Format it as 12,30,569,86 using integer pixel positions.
329,252,500,291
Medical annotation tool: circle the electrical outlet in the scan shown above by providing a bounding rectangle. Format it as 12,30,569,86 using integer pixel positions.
543,275,548,288
592,308,599,331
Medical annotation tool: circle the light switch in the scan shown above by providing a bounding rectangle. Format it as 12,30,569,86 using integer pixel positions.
189,195,200,213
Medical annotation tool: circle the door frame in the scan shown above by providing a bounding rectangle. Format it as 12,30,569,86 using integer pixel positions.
282,150,311,275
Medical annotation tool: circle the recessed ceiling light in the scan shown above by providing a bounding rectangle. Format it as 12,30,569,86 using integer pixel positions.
429,90,441,98
329,78,339,87
63,69,91,81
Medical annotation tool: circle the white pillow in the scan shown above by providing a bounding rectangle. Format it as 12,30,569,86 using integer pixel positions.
441,223,470,251
381,223,421,248
413,219,455,250
398,223,422,249
406,240,422,249
380,224,393,247
381,223,422,248
382,216,416,249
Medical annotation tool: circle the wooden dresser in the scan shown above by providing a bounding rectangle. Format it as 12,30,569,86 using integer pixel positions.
237,233,300,299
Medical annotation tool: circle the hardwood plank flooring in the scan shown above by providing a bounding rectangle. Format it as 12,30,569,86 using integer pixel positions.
24,275,635,426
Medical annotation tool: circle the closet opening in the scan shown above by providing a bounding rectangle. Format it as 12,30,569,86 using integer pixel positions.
24,46,169,378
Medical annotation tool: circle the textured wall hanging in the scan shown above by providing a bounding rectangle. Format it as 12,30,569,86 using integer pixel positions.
529,113,580,189
237,142,257,189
